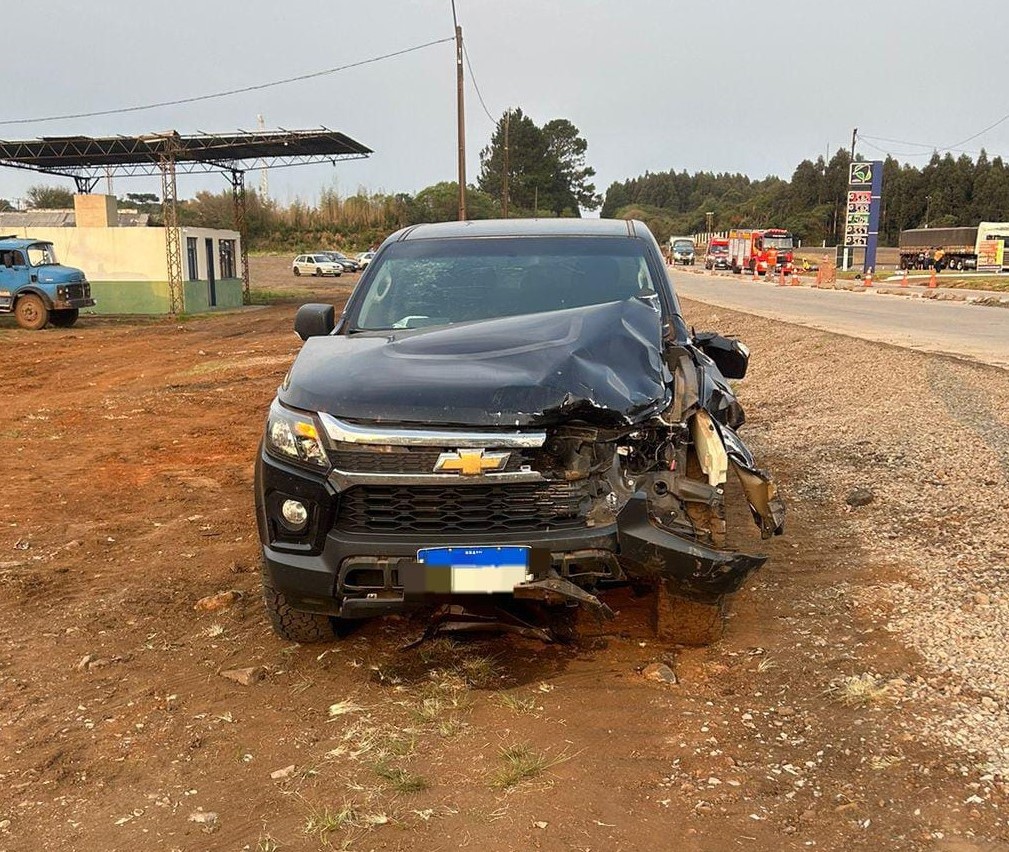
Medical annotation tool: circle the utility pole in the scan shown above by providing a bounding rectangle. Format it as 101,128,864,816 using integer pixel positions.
452,1,467,220
850,127,857,162
502,110,510,218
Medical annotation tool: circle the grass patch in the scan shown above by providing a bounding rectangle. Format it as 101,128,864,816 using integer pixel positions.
249,288,290,305
489,743,569,789
374,761,428,793
495,692,537,714
410,689,471,725
302,803,390,843
328,719,417,762
458,654,498,688
303,804,359,839
436,717,466,738
831,673,890,707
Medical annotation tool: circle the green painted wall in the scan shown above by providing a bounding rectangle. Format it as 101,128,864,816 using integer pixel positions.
183,278,243,312
87,279,245,315
89,281,172,314
183,280,210,313
213,279,244,309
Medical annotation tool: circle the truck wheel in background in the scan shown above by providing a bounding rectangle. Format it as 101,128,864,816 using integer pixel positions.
261,559,338,643
50,309,79,328
14,294,49,330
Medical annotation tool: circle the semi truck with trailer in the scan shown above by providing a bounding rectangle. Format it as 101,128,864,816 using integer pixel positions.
898,223,1009,272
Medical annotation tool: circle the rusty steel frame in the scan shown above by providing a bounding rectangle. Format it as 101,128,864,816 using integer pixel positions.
230,170,251,305
159,143,184,315
0,129,370,185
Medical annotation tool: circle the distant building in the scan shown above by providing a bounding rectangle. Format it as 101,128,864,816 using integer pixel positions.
0,195,241,314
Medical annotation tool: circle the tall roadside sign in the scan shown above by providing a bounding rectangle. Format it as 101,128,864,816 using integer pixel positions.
844,160,883,273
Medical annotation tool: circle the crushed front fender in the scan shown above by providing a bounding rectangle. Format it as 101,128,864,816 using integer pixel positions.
615,493,766,602
716,421,786,539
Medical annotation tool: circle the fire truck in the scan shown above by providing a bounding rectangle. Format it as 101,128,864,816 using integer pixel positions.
728,229,795,275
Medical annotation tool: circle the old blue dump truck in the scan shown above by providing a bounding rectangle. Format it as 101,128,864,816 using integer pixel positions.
0,237,95,329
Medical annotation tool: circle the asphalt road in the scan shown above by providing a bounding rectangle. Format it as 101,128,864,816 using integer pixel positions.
670,270,1009,369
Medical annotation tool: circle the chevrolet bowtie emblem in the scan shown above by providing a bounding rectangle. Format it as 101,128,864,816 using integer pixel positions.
434,449,510,476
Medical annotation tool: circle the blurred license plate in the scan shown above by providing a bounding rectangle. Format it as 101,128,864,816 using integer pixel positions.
416,546,530,593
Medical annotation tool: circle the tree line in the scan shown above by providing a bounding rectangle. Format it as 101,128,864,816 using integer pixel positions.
602,149,1009,246
9,120,1008,251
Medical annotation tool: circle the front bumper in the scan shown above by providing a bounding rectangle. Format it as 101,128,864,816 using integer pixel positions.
54,296,96,310
257,450,765,617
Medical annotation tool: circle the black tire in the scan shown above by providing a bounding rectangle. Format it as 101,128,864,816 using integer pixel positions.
293,267,301,277
14,294,48,330
654,582,726,646
50,308,79,328
314,267,323,277
261,560,337,643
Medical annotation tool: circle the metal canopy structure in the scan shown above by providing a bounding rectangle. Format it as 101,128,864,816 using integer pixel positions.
0,129,372,311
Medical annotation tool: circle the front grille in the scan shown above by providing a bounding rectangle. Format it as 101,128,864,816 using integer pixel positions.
65,283,86,300
329,445,535,474
335,482,589,534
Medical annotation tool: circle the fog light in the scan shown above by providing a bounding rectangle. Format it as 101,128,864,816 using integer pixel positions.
281,499,308,530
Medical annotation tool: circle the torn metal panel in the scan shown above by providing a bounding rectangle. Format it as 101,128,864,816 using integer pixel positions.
716,420,786,538
615,494,766,601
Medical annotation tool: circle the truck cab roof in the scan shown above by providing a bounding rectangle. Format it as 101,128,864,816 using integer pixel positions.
0,237,52,250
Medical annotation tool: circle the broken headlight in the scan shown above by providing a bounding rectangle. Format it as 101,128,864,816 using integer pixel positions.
265,401,328,469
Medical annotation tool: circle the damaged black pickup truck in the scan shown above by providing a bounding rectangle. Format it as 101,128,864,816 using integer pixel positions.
255,219,784,645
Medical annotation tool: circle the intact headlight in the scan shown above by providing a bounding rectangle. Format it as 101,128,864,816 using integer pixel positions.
265,401,328,469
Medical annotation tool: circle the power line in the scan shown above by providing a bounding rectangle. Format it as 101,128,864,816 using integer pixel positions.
858,137,935,159
462,43,495,123
945,110,1009,150
858,133,937,149
858,127,986,159
0,37,454,128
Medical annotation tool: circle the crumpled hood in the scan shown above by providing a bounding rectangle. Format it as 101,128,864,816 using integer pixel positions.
280,298,671,427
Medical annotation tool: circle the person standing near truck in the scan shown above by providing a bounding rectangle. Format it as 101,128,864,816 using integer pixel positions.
933,248,945,271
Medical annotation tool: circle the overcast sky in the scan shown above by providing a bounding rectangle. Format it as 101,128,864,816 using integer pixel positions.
2,0,1006,209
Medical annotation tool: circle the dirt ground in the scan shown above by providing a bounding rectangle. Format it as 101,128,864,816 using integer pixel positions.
1,256,1007,852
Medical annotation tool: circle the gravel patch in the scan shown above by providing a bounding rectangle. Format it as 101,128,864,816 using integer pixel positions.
686,301,1009,776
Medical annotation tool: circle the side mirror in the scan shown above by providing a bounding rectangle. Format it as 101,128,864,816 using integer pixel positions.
294,303,336,340
694,332,749,379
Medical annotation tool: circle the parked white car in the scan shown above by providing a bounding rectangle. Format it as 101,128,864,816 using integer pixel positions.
293,254,343,277
357,251,376,269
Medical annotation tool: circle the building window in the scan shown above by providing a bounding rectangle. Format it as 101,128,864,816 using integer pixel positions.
187,237,199,281
219,239,236,279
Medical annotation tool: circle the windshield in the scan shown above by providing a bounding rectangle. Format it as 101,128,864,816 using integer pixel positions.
672,241,694,252
352,236,658,331
709,245,728,254
763,235,793,250
27,243,58,266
